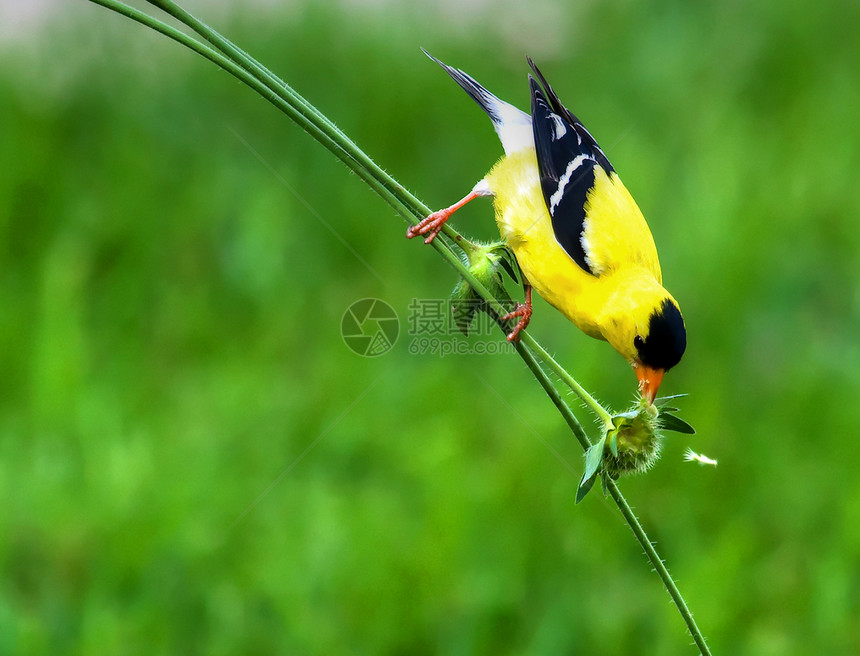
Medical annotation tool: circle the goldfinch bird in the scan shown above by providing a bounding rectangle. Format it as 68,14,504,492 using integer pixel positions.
407,53,686,403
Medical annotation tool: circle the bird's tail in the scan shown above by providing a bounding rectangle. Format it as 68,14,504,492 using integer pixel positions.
422,49,532,155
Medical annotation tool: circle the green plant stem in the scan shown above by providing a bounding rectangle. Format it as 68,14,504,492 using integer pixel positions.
84,2,711,652
514,342,590,451
77,3,374,203
87,0,475,283
520,335,614,428
606,480,712,655
86,0,593,415
145,0,466,248
518,345,710,654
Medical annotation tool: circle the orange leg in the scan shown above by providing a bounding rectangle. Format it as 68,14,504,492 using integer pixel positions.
501,285,532,342
406,191,478,244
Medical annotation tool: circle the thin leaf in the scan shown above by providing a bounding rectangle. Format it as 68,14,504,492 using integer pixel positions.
608,430,619,458
576,469,598,504
660,412,696,434
450,279,480,335
576,435,606,504
491,244,521,284
612,411,637,424
655,394,689,404
583,436,606,481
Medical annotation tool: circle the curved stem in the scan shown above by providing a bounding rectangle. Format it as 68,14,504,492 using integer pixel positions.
82,2,711,652
518,342,710,652
521,335,614,428
606,480,713,655
518,339,709,653
145,0,467,246
514,342,591,450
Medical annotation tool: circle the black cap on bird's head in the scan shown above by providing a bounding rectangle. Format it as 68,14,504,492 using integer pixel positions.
633,298,686,403
636,299,686,371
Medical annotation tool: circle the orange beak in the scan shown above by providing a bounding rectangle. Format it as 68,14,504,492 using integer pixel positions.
635,364,665,405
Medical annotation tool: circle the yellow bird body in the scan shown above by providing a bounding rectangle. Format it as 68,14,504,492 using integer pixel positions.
486,149,675,365
409,53,686,401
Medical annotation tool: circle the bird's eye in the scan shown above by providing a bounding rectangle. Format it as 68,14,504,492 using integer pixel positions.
634,335,644,349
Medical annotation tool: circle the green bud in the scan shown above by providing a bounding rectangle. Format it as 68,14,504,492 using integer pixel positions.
450,241,517,335
601,399,664,479
598,397,697,479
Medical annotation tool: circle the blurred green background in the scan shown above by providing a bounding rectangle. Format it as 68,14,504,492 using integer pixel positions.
1,0,859,653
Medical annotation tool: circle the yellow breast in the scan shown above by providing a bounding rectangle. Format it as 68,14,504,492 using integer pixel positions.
484,150,601,337
484,149,664,344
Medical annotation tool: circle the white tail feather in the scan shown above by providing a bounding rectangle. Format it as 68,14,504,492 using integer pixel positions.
424,50,533,156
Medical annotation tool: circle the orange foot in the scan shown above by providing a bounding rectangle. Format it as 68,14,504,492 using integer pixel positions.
406,208,453,244
406,191,479,245
500,286,533,342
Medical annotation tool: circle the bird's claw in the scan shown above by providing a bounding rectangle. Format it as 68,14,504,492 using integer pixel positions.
406,209,451,244
501,302,532,342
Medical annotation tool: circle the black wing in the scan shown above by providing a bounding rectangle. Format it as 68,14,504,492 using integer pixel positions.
528,58,614,276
